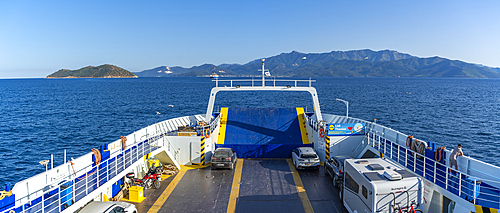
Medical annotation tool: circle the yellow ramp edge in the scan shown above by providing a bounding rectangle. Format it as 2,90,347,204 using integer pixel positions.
227,159,244,213
287,159,314,213
296,107,310,144
217,107,229,144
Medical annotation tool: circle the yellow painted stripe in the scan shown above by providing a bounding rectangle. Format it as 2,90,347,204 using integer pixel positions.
147,169,187,213
474,205,499,213
296,107,310,144
227,159,244,213
286,159,314,213
217,107,229,144
475,205,484,213
147,164,211,213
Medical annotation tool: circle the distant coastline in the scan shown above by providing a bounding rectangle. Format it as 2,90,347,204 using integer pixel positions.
46,64,137,79
45,76,138,79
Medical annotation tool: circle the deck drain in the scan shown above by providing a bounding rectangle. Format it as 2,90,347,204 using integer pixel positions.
206,175,214,179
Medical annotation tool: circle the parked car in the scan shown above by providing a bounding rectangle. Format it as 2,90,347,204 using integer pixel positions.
291,147,320,169
79,201,137,213
324,155,352,187
211,148,237,169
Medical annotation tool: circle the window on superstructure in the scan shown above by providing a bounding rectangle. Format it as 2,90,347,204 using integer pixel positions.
345,172,359,193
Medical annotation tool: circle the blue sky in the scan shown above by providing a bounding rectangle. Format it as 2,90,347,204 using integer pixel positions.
1,0,499,78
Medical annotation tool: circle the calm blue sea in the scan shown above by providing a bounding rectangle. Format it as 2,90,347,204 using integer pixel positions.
1,77,500,188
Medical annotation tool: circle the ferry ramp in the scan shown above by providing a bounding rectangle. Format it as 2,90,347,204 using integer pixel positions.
135,159,346,213
216,107,310,158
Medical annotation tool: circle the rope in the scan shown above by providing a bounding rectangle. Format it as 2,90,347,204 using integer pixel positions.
435,146,446,162
120,136,127,150
70,148,102,180
92,148,101,165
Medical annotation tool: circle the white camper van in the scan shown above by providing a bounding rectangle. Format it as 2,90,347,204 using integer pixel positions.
341,158,423,213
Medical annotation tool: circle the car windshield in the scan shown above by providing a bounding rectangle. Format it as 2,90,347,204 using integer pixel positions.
214,151,230,158
337,156,351,163
301,154,318,158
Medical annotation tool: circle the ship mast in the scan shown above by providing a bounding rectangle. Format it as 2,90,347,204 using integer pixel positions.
259,59,268,87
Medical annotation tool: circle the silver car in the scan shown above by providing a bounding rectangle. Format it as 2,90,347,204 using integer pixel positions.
292,147,320,169
79,201,137,213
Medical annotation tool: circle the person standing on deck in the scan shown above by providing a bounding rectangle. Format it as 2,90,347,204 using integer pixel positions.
450,144,463,170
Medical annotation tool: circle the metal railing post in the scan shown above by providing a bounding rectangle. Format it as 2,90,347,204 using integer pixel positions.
58,185,61,212
405,146,408,167
434,161,437,183
458,173,462,196
42,189,45,213
390,140,393,159
423,155,426,178
413,152,417,172
445,168,449,189
384,138,387,156
397,145,400,163
473,179,477,205
97,164,99,187
85,169,89,197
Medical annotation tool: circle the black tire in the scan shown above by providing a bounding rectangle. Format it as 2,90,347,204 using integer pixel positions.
339,187,343,200
153,179,160,189
324,166,327,175
414,209,423,213
332,174,338,188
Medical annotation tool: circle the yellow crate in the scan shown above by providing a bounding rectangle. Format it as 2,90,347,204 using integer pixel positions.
128,186,146,203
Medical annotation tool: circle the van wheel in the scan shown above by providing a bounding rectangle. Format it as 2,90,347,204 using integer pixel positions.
339,187,343,200
324,167,327,176
332,175,338,188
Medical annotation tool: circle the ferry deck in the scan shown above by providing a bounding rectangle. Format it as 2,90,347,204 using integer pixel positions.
133,159,346,213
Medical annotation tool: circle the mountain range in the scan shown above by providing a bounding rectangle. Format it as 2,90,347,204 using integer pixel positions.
134,49,500,78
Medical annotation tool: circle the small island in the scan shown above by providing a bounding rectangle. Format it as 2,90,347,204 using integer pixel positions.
46,64,138,78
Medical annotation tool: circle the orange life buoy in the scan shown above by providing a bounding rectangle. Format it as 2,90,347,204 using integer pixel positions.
204,129,211,138
319,128,325,138
406,135,413,148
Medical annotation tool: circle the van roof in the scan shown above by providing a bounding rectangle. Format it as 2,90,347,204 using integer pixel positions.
345,158,418,182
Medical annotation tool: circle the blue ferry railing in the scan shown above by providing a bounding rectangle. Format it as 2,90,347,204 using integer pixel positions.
2,124,181,213
366,130,500,209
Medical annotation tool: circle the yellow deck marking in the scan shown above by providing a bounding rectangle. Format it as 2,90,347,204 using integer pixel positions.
227,159,244,213
287,159,314,213
217,107,229,144
296,107,310,144
147,164,210,213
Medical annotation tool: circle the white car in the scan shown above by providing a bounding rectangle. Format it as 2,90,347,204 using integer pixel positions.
79,201,137,213
292,147,320,169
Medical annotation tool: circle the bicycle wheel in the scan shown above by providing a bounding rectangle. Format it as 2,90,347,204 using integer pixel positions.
414,209,423,213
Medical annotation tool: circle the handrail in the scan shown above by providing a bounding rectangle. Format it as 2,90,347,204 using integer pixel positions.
3,126,181,213
212,78,316,87
366,130,500,209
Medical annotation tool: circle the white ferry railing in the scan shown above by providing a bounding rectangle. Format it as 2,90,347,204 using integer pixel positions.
213,79,316,87
366,130,500,209
2,122,184,213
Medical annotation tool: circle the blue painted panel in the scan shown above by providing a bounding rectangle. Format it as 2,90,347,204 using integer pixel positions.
219,108,306,158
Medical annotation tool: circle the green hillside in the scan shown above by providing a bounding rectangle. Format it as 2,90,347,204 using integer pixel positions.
46,64,137,78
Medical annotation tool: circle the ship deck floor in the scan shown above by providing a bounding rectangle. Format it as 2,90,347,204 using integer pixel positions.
132,159,347,213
